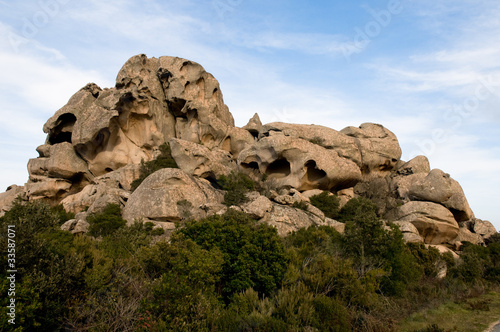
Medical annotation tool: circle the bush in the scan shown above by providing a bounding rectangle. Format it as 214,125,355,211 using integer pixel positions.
337,196,378,223
0,201,89,330
87,204,127,237
309,191,340,219
312,295,350,331
131,143,178,191
217,171,256,206
141,238,224,331
177,210,287,300
292,200,309,211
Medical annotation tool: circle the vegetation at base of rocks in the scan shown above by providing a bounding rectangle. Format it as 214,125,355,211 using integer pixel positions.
176,209,288,301
87,203,126,237
131,142,178,191
2,199,500,331
217,171,256,206
309,190,340,218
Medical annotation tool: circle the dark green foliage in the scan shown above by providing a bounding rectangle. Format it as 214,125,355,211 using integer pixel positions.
337,196,379,223
309,191,340,219
87,203,126,237
3,197,500,331
131,142,178,191
341,197,421,296
141,238,224,331
408,243,441,277
292,200,309,211
177,209,287,300
0,201,88,330
312,295,350,332
285,225,343,263
217,171,256,206
449,242,492,283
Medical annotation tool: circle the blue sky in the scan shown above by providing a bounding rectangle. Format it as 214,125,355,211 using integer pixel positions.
1,0,499,229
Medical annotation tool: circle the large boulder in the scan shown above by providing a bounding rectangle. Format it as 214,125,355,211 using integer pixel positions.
241,192,273,219
122,168,224,224
340,123,402,178
386,201,459,245
408,169,473,222
259,203,329,236
0,185,25,217
169,138,237,179
396,155,431,175
260,122,362,165
237,132,362,191
472,219,497,239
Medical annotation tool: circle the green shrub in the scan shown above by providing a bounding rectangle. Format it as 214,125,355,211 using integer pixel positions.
87,204,126,237
341,197,420,296
177,210,287,300
292,200,309,211
309,191,340,219
0,201,89,330
131,143,178,191
312,295,350,332
407,243,441,277
217,171,256,206
338,196,378,223
141,238,224,331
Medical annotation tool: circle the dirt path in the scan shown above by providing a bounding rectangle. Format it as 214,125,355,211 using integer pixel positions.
485,320,500,332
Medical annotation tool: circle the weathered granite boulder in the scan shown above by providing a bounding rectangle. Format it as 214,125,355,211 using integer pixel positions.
454,227,484,245
60,183,130,214
386,201,459,245
61,218,90,234
392,220,424,243
169,138,237,179
122,168,224,224
241,192,273,219
259,204,327,236
473,219,497,239
0,185,25,217
409,169,473,222
260,122,362,165
238,132,362,191
397,155,431,175
340,123,402,178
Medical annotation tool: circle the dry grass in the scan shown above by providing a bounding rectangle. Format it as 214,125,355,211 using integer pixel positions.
398,291,500,332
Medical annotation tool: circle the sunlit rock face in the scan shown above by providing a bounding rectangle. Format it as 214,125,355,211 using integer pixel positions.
0,54,493,247
25,54,235,202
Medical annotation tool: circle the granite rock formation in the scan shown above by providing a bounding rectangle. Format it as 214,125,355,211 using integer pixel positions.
0,54,495,249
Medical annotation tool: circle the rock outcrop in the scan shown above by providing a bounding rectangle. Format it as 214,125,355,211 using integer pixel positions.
122,168,224,224
0,54,495,249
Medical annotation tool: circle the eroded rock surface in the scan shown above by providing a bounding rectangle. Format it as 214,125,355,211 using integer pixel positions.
386,201,459,245
122,168,224,224
26,54,235,202
0,54,494,247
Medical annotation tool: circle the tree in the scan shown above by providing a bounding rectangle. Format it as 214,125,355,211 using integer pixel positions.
177,209,287,300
